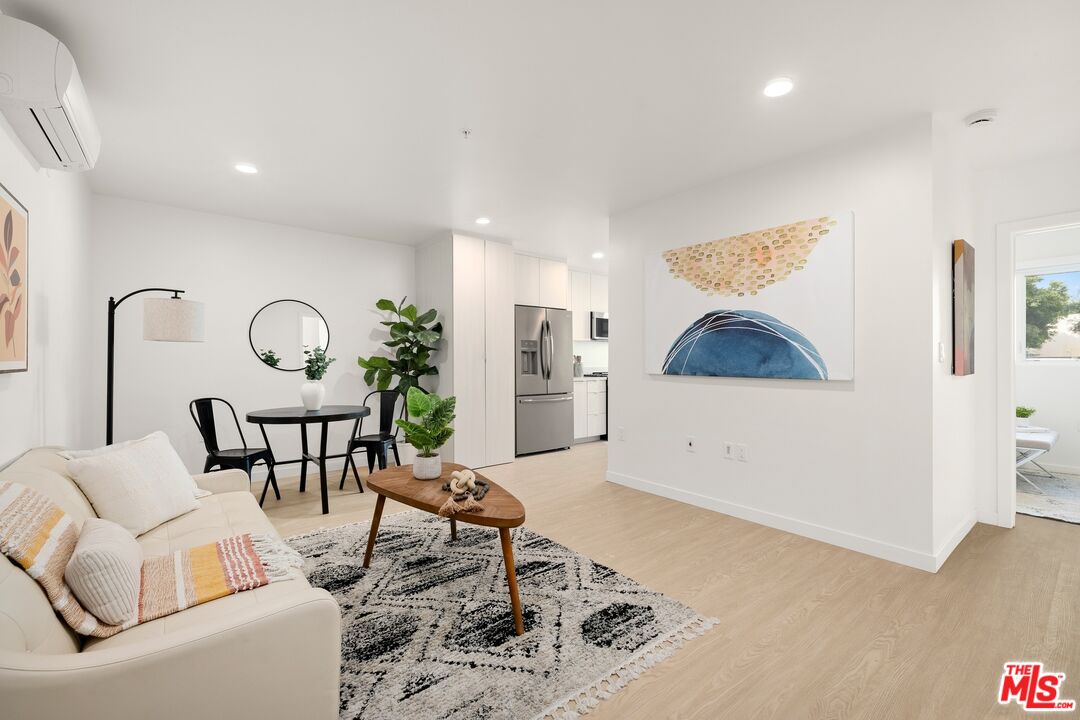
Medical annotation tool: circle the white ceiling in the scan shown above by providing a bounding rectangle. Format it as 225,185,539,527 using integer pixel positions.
4,0,1080,268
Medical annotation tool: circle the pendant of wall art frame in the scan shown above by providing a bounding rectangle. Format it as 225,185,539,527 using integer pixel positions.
644,213,854,381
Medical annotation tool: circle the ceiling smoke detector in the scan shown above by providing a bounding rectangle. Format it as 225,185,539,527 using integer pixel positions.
964,109,998,127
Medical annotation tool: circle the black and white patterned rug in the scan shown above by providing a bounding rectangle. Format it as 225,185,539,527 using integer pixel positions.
287,512,716,720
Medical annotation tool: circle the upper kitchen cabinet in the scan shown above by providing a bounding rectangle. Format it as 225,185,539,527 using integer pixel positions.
514,254,568,308
569,269,609,341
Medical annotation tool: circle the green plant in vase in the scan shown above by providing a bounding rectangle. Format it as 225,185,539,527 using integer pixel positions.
395,386,456,479
300,345,335,411
1016,406,1036,427
357,297,442,396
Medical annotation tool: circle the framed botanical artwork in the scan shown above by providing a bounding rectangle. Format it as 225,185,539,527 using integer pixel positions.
952,239,974,376
0,182,28,374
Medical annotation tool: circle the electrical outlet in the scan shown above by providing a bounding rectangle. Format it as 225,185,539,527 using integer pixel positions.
937,341,946,364
723,442,735,460
686,436,696,453
616,426,626,441
736,444,748,462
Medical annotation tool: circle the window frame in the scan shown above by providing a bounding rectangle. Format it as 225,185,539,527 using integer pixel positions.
1015,255,1080,363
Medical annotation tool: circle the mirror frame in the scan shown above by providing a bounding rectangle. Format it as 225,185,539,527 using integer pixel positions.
248,299,330,372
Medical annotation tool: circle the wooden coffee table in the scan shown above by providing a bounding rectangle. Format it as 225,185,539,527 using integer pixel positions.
363,463,528,635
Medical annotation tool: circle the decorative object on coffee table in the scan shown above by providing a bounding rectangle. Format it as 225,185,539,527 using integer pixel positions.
357,296,443,396
364,463,527,635
300,345,334,411
105,287,205,443
0,181,28,375
395,386,455,480
288,512,718,720
437,467,489,517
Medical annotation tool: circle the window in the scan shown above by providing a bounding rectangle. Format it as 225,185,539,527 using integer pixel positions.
1021,267,1080,359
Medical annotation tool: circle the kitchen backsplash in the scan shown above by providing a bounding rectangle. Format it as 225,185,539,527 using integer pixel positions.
573,340,609,372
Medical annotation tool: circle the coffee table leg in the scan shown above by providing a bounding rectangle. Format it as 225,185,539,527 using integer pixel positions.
450,518,458,541
363,495,386,569
499,527,524,636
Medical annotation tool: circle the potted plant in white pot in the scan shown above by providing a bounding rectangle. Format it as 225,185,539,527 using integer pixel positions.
395,386,456,479
301,345,335,411
1016,405,1036,428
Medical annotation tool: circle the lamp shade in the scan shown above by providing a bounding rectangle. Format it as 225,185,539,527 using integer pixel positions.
143,297,205,342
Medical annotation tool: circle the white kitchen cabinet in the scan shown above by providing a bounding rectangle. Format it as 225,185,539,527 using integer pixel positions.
589,274,609,314
569,270,591,341
578,377,607,439
573,380,588,440
514,254,541,306
417,233,515,468
538,258,568,308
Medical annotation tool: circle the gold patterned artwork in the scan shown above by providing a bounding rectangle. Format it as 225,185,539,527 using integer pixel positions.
661,216,838,297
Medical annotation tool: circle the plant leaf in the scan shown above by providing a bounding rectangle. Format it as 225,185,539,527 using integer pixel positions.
9,269,19,287
406,386,434,417
4,310,14,347
0,294,8,316
3,211,11,253
416,330,439,346
363,368,376,386
375,298,397,313
400,304,417,322
416,308,437,325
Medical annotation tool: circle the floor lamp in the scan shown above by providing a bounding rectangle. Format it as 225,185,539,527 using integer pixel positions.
106,288,205,445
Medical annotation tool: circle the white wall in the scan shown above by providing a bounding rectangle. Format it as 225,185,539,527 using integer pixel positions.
608,119,956,570
89,195,415,475
975,150,1080,520
0,118,93,463
573,340,608,372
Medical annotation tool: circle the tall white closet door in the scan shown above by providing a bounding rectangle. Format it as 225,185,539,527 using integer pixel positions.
451,235,487,468
484,240,515,466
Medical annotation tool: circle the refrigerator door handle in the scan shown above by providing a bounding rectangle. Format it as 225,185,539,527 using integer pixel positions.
518,396,573,403
543,320,554,380
538,320,548,380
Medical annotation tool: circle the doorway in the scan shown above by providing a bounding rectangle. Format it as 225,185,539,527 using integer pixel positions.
1004,217,1080,524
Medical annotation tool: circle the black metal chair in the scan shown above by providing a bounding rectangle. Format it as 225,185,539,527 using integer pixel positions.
189,397,280,506
339,390,404,491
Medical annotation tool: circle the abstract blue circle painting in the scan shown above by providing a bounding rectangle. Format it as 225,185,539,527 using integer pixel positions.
662,309,827,380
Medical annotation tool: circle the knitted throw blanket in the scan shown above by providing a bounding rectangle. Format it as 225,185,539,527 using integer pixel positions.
0,480,301,638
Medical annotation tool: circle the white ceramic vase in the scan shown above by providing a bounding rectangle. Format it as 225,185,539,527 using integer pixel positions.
1016,417,1031,429
413,453,442,480
300,381,325,411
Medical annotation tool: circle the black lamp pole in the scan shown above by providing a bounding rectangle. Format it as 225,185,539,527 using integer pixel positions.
106,288,185,445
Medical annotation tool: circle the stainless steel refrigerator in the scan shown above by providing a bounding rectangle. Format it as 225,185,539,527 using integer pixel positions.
515,305,574,455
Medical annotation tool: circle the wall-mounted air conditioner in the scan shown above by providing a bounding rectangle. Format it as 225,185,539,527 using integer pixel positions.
0,15,100,171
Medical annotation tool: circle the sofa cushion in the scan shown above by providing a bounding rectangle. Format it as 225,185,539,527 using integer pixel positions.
83,490,313,652
66,432,199,536
0,448,96,523
65,518,143,625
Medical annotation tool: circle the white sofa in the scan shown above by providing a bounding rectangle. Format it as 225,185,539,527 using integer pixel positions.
0,448,341,720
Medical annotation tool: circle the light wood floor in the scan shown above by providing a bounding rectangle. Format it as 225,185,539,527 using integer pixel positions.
262,443,1079,719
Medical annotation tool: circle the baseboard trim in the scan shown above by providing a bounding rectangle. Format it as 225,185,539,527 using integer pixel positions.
606,470,939,572
932,512,977,571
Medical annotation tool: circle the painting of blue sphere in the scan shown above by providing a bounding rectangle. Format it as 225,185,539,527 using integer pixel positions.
662,309,828,380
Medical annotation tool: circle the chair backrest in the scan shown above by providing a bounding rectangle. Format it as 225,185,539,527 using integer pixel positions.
189,398,247,454
363,390,405,437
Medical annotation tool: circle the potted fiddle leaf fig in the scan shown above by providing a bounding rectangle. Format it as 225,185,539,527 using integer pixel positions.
357,297,442,396
301,345,335,411
395,386,456,479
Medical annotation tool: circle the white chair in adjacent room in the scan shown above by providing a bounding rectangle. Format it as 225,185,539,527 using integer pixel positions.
1015,427,1060,493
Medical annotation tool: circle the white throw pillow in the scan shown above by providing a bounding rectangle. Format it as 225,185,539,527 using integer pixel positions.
66,431,200,536
64,518,143,625
61,432,203,499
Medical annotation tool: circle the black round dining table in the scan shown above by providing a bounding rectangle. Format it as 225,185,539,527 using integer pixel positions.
246,405,370,515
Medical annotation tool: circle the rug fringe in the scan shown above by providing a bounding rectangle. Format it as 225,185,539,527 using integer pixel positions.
533,615,719,720
249,533,303,582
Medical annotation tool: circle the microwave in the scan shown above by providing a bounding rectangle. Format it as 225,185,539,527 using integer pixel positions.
590,312,609,341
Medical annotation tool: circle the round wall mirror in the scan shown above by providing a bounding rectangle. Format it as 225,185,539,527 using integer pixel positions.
249,300,330,372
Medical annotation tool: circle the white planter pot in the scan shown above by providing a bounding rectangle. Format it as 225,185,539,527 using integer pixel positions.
413,453,442,480
300,381,326,411
1016,417,1031,428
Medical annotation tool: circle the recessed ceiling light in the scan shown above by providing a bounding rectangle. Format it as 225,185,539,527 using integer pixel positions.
592,251,605,259
475,217,491,225
234,162,258,174
763,77,794,98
